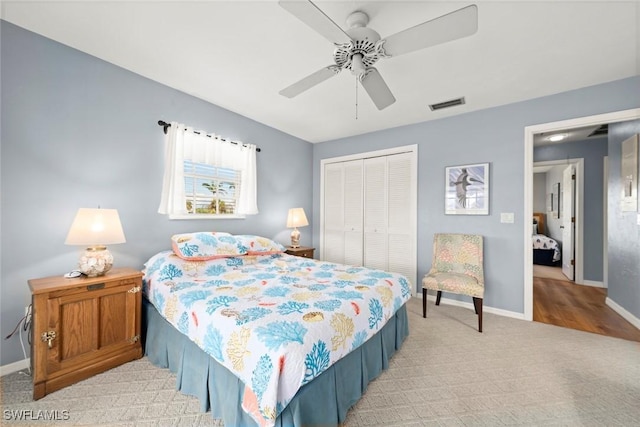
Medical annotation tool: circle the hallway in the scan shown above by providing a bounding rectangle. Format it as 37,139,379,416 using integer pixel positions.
533,275,640,342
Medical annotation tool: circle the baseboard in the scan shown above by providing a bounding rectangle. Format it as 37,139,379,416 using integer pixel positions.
0,358,30,377
582,280,605,288
418,293,636,327
423,294,526,320
606,297,640,330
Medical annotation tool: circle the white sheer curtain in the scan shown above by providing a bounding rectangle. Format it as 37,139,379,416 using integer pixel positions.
158,122,186,215
158,121,258,215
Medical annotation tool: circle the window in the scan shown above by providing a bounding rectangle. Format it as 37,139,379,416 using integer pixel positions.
158,121,258,218
184,160,241,215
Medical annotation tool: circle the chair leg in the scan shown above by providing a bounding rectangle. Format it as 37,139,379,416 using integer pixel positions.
435,291,442,306
422,289,427,318
473,297,483,333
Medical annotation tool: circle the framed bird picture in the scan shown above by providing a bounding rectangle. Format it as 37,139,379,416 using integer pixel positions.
445,163,489,215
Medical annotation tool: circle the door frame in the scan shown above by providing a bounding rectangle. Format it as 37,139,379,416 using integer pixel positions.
523,108,640,321
603,156,609,289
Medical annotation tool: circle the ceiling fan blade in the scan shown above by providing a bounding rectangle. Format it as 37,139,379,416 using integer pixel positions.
279,66,341,98
382,4,478,57
279,0,352,45
360,68,396,110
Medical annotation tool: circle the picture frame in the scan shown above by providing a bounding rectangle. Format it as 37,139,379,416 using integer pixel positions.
445,163,489,215
620,134,638,212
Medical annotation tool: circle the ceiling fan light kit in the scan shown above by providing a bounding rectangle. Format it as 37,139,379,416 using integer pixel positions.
548,134,567,142
278,1,478,111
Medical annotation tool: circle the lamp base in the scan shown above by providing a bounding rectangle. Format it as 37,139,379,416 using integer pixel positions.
78,246,113,277
290,228,301,248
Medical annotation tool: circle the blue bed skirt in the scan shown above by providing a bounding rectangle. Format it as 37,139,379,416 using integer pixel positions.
533,248,560,266
142,298,409,426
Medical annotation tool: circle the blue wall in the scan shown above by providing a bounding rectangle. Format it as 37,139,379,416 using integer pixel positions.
532,173,547,213
607,120,640,320
534,138,609,282
313,77,640,314
0,21,313,366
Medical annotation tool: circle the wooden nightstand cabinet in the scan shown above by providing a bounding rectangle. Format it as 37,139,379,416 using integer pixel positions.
285,246,315,259
28,267,143,400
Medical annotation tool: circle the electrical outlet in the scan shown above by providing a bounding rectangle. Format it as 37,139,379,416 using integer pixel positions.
24,305,32,324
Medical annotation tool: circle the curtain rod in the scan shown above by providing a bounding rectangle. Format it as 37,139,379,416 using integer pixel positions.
157,120,261,152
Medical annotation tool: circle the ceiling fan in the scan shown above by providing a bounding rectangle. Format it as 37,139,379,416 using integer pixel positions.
278,1,478,110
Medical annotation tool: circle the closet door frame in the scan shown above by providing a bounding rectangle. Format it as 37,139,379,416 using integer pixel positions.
319,145,418,294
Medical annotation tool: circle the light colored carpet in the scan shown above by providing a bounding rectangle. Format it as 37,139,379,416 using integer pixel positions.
533,264,570,281
2,297,640,426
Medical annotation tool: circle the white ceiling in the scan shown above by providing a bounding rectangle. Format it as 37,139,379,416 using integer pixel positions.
533,124,607,146
2,1,638,143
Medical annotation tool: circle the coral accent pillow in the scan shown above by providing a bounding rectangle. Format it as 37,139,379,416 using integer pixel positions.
171,232,246,261
234,235,285,255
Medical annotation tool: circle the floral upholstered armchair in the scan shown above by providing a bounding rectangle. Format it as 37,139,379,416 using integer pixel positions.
422,233,484,332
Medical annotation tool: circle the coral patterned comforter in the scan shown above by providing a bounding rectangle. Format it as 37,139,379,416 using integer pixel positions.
143,250,411,427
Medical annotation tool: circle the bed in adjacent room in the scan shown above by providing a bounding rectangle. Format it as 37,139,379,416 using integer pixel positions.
532,212,561,266
142,232,411,427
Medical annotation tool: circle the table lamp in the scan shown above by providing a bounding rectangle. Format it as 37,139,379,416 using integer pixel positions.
286,207,308,248
65,208,126,277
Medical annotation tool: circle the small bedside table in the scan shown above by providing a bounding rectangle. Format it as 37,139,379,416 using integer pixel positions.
28,267,143,400
285,246,315,259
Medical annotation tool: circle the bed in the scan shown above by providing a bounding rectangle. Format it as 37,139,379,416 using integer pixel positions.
532,212,561,266
141,232,411,426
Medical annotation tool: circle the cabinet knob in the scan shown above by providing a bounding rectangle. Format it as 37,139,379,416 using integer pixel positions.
41,331,56,349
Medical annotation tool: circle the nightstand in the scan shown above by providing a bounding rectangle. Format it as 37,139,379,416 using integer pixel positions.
28,267,143,400
285,246,315,259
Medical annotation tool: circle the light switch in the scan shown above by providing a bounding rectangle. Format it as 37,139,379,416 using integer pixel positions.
500,212,515,224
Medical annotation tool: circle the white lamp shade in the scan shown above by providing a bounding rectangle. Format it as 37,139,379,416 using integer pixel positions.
286,208,309,228
65,208,126,246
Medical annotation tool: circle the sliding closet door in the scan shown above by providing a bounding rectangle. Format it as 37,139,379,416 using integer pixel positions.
323,162,345,264
363,157,388,270
322,160,363,265
363,152,415,277
343,161,364,266
386,152,415,281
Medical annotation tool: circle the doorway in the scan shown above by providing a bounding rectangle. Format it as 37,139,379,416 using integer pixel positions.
523,108,640,323
526,111,640,341
532,159,583,284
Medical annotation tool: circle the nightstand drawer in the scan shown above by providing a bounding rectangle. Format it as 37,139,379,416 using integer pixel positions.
285,246,315,259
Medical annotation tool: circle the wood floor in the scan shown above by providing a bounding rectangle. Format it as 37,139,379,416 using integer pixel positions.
533,275,640,342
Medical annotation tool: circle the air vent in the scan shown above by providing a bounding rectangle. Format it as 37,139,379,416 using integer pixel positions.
429,97,466,111
588,124,608,137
